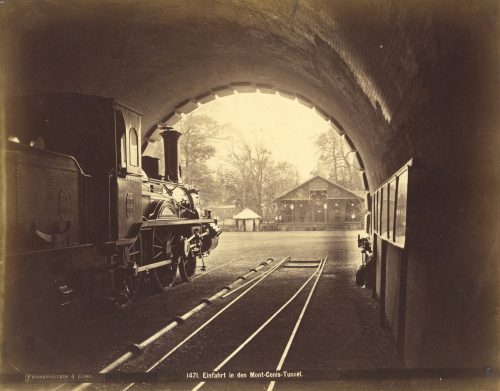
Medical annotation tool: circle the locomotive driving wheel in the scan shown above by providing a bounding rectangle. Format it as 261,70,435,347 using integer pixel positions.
179,251,197,282
151,229,178,292
115,234,144,309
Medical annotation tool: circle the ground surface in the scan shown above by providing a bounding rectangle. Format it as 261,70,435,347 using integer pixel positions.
2,231,497,391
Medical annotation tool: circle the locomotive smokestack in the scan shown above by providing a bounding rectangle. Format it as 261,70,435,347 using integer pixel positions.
160,127,182,182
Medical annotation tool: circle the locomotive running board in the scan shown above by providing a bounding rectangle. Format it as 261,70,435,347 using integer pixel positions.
142,218,215,227
136,259,173,273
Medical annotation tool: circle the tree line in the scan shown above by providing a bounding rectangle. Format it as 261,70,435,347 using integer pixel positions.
176,113,361,221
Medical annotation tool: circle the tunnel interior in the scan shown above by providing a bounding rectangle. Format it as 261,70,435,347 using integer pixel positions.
1,0,498,369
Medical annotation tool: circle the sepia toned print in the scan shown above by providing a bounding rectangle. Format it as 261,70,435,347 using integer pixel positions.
0,1,498,390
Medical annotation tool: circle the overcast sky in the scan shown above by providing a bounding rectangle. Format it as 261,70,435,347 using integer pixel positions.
181,92,332,180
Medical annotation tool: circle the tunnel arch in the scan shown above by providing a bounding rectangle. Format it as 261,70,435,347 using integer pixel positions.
2,0,428,193
143,81,370,192
1,0,498,371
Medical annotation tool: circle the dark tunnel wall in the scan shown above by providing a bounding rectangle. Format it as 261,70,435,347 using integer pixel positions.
1,0,499,368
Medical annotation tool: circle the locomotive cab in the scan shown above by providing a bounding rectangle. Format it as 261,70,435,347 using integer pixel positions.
5,94,144,248
113,107,144,247
4,93,221,311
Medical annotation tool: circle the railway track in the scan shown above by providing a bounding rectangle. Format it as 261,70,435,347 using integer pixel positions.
34,255,278,391
189,256,326,391
63,255,328,391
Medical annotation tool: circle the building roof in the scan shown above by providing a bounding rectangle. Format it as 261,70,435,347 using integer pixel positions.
233,208,262,220
273,175,364,202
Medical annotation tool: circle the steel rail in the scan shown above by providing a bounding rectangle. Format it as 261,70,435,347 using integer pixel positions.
221,265,277,298
72,256,282,391
267,256,327,391
193,256,245,279
121,255,291,391
191,256,326,391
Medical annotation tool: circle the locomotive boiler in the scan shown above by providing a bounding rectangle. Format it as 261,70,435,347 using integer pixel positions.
3,94,221,313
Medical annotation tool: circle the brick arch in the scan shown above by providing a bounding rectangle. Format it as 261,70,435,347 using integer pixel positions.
143,81,369,191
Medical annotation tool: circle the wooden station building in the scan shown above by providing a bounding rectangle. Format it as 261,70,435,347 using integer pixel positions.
273,176,365,230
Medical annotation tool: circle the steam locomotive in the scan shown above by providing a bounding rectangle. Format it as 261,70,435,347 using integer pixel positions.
4,94,221,311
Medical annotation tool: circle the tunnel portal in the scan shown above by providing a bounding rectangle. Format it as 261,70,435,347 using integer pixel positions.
1,0,498,371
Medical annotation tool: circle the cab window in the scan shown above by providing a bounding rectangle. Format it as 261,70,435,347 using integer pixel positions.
129,128,139,167
120,133,127,168
116,111,127,169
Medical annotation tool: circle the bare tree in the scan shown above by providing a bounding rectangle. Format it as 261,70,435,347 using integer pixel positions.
177,114,220,182
221,138,299,218
315,126,361,190
176,114,226,205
